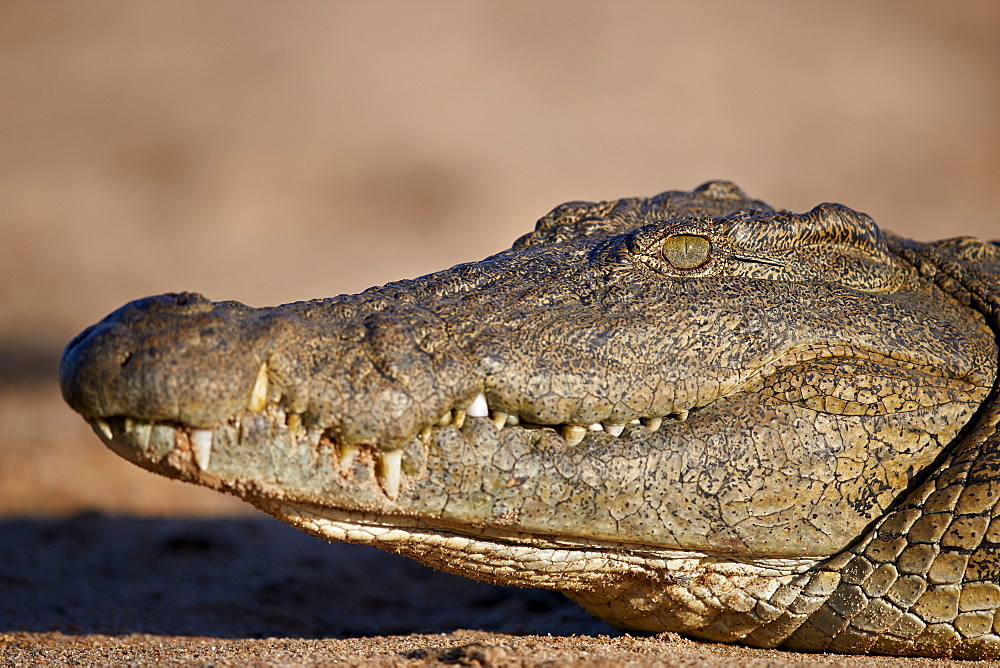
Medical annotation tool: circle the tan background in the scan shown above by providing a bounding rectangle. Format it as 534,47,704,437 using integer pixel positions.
1,1,999,663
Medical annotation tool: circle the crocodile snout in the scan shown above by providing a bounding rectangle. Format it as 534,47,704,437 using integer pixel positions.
59,292,272,427
60,291,483,452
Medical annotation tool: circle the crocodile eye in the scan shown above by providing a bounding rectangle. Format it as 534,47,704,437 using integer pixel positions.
662,234,710,269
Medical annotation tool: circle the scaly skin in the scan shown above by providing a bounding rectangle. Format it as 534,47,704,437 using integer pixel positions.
60,182,1000,658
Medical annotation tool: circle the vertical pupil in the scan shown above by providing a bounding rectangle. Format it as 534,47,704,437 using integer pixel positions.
662,235,710,269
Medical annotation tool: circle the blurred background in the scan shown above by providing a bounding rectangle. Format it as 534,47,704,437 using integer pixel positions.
2,0,998,515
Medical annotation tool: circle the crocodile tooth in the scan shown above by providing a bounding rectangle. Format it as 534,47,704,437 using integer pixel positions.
588,423,604,432
248,362,269,412
190,429,213,471
375,449,403,500
286,412,303,436
122,417,137,440
629,419,641,425
506,414,519,426
126,419,153,449
419,425,433,444
490,410,509,430
562,425,587,446
642,416,663,432
307,426,323,448
337,442,358,468
467,393,489,418
677,410,690,422
452,408,467,429
150,424,178,457
94,419,113,441
603,423,625,437
436,411,452,427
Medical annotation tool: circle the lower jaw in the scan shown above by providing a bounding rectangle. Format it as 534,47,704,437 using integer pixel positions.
257,496,820,584
257,498,823,641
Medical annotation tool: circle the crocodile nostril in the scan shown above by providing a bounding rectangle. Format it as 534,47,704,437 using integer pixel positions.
172,292,210,308
132,292,216,316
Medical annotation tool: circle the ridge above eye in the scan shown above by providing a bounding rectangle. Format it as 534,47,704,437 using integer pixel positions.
662,234,710,269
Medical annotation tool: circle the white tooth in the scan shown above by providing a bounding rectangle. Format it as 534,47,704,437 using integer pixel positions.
286,412,303,436
436,412,452,427
490,410,509,430
562,425,587,446
677,410,690,422
307,427,323,448
337,442,358,468
588,423,604,432
126,419,153,449
467,393,489,418
506,414,519,426
452,409,467,429
94,419,113,441
642,417,663,432
150,424,178,456
603,423,625,437
190,429,213,471
629,419,641,425
248,362,269,412
376,449,403,500
419,425,433,444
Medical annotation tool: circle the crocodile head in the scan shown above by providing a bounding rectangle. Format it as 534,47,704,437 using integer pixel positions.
60,182,999,652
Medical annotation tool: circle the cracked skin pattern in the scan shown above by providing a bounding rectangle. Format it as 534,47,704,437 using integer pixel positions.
59,182,1000,658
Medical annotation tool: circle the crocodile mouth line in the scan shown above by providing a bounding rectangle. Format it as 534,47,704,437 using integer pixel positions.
85,397,697,502
455,390,691,443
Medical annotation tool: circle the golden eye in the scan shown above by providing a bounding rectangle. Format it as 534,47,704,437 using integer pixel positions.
662,234,710,269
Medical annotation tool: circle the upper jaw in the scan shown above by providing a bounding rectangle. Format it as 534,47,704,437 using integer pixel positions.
57,290,485,441
57,261,715,456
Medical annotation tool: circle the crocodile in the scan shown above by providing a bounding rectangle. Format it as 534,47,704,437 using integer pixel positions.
60,181,1000,659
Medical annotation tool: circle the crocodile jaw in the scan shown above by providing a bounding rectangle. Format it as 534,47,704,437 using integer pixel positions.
87,412,828,641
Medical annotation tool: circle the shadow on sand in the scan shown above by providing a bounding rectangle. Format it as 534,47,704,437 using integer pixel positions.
0,513,617,638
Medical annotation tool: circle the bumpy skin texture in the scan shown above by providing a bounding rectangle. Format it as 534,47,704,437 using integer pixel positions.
60,182,1000,658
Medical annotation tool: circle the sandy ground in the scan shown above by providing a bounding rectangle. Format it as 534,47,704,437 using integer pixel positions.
2,514,991,666
2,1,1000,665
